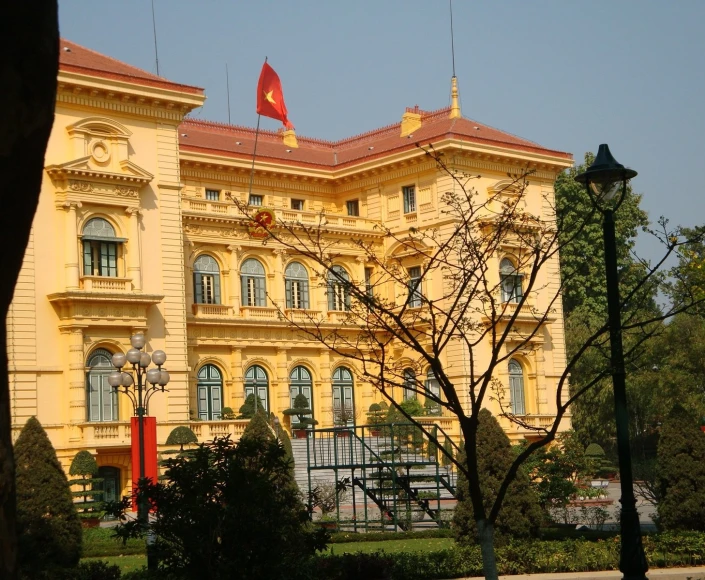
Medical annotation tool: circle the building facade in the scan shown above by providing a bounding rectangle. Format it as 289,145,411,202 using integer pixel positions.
7,41,573,500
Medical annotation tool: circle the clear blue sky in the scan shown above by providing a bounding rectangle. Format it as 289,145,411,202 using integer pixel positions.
59,0,705,262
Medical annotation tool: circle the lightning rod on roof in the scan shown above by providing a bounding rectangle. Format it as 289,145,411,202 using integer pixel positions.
449,0,456,78
226,63,232,124
448,0,461,119
151,0,160,76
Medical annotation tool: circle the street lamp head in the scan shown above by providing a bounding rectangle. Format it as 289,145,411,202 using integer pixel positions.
108,371,123,388
574,144,638,202
112,352,127,369
139,352,152,368
126,348,141,364
146,368,161,384
130,333,146,349
152,350,166,366
121,371,135,387
158,369,170,387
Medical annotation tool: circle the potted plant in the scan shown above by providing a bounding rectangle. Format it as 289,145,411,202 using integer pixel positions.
334,406,355,436
366,403,385,436
221,406,235,420
283,393,317,438
68,450,104,527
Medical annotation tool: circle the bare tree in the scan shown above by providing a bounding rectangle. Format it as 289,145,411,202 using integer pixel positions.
229,146,699,580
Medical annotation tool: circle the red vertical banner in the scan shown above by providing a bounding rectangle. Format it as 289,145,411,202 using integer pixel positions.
130,416,158,510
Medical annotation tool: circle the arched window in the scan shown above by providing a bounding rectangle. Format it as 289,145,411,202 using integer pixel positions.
425,369,441,415
332,367,354,425
86,348,118,422
508,359,525,415
403,368,416,401
290,366,313,415
500,258,523,303
285,262,309,309
244,365,269,412
241,259,266,307
197,364,223,420
327,266,350,311
83,218,120,277
193,255,221,304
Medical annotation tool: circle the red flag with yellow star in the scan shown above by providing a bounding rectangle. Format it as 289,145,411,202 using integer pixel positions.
256,61,293,129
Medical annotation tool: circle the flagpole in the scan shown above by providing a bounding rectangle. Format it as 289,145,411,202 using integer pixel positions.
247,56,267,199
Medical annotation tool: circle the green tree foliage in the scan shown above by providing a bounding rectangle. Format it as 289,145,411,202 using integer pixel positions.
120,436,328,579
241,409,274,442
668,225,705,312
237,393,266,419
283,393,317,429
366,403,386,427
68,450,103,517
656,405,705,531
271,415,295,470
165,426,198,451
453,410,542,544
442,437,455,468
522,431,592,516
555,152,650,318
15,417,82,574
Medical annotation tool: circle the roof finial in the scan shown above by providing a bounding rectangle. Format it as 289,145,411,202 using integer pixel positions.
449,76,461,119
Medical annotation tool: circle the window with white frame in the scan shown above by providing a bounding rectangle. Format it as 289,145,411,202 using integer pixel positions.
86,349,119,422
290,366,313,416
508,359,526,415
425,369,441,414
241,258,266,307
285,261,309,309
403,185,416,213
249,194,263,207
205,189,220,201
82,218,120,277
500,258,523,303
403,368,416,400
197,364,223,420
327,265,351,311
193,255,221,304
244,365,269,412
407,266,423,307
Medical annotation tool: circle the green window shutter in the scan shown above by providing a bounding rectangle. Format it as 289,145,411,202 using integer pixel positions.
83,241,93,275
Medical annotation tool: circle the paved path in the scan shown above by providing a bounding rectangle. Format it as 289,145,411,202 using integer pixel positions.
455,567,705,580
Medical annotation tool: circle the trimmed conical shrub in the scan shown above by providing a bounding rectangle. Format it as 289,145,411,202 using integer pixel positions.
453,409,542,544
68,450,103,517
241,410,274,442
15,416,82,574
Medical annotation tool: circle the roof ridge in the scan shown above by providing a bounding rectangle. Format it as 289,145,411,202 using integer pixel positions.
61,39,163,81
460,116,541,147
332,120,401,147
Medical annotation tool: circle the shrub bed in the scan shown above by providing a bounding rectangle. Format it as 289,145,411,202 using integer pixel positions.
330,529,454,544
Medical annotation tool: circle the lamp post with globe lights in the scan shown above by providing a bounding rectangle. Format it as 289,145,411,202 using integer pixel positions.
107,332,169,526
574,144,648,580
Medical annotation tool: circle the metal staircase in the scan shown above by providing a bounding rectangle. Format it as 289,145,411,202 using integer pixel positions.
300,422,460,531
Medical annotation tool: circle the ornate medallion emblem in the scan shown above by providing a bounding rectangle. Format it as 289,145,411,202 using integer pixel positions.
248,208,275,239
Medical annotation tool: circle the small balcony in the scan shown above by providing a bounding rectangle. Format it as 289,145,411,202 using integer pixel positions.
240,306,280,320
81,276,132,292
188,420,250,440
191,303,232,318
79,421,132,447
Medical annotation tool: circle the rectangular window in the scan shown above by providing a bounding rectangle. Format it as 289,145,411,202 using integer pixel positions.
510,376,525,415
328,283,350,312
249,194,263,207
407,266,423,307
501,275,523,303
364,268,374,299
243,276,266,307
291,199,304,210
83,241,118,277
205,189,220,201
198,385,222,420
403,185,416,213
87,373,118,422
286,279,310,309
346,200,360,216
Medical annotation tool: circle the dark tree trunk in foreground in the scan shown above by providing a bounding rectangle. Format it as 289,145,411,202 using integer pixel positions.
0,3,59,578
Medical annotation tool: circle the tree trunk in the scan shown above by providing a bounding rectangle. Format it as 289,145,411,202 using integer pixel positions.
0,3,59,578
477,518,499,580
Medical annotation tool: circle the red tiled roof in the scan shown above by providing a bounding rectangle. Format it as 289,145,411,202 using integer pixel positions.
179,107,572,170
59,39,204,95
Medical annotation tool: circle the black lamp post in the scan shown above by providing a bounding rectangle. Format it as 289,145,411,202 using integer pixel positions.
108,332,169,569
575,144,648,580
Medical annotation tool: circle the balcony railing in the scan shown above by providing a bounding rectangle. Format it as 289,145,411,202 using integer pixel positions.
188,420,250,441
182,200,380,233
239,306,279,320
79,421,132,446
81,276,132,292
192,303,232,318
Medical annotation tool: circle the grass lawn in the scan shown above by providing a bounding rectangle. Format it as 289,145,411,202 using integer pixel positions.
83,554,147,573
328,537,454,554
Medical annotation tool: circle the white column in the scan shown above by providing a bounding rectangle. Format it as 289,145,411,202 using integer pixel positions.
125,208,141,290
64,201,81,290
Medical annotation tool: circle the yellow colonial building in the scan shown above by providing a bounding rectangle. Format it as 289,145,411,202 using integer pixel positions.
7,41,573,500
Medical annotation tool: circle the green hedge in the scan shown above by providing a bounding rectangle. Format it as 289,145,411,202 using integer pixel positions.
82,527,145,558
